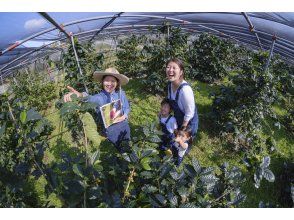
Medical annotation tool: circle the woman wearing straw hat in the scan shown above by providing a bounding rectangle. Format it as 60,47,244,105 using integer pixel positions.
63,67,131,152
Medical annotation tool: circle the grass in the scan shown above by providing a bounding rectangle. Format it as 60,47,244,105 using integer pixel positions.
33,77,293,207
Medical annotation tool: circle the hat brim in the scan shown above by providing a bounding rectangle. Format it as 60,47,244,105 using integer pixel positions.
93,71,129,86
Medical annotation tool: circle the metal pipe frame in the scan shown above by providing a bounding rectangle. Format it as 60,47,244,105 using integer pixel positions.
2,13,294,56
1,13,294,76
241,12,264,50
264,35,277,72
2,13,294,57
89,12,124,42
39,12,71,39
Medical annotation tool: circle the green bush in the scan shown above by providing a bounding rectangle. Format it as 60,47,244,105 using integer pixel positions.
188,33,233,83
12,70,57,111
141,25,189,95
115,35,146,78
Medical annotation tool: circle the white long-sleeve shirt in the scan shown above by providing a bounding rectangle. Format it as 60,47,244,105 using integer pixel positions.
160,115,178,134
168,80,195,122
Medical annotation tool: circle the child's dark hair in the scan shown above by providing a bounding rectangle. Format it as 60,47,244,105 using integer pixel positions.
174,127,192,139
161,98,171,106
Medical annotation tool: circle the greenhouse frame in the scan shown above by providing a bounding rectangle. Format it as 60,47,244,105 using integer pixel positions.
0,11,293,209
1,12,294,79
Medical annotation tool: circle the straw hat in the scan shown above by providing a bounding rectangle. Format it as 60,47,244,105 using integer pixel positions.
93,67,129,85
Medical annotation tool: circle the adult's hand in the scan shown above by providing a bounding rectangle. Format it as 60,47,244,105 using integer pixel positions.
63,86,82,102
112,114,127,124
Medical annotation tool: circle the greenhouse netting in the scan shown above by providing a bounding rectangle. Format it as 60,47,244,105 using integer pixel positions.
1,12,294,78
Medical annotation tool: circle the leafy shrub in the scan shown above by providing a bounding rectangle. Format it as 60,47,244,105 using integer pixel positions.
271,57,294,97
141,25,189,95
188,33,233,83
211,51,277,142
0,93,53,207
12,69,57,111
274,161,294,207
115,35,146,78
62,37,104,94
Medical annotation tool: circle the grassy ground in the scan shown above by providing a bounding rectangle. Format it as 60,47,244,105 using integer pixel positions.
38,77,293,207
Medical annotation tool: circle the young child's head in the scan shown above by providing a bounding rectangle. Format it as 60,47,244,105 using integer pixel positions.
174,128,192,142
160,98,172,117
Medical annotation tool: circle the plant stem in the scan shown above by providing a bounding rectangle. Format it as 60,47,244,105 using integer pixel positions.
122,167,136,203
210,187,233,206
82,118,88,167
7,101,16,122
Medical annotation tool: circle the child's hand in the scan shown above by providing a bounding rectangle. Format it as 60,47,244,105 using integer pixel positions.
175,136,182,143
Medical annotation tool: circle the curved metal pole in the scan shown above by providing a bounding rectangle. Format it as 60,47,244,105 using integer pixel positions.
39,12,71,39
241,12,264,50
2,15,294,75
2,13,294,58
89,12,123,42
264,35,277,72
69,35,89,93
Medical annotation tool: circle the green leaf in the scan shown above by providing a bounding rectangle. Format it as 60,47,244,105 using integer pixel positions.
167,193,178,207
263,168,275,182
141,149,157,158
177,186,189,198
89,150,100,166
33,120,47,134
121,153,131,162
143,126,150,136
130,151,139,163
148,135,162,143
179,203,197,208
72,164,84,178
192,158,201,173
20,111,27,124
60,102,80,115
140,171,153,179
159,163,173,178
200,174,218,184
154,194,167,206
201,167,214,175
79,112,102,148
170,170,184,180
260,156,270,169
26,109,42,122
140,157,152,170
142,185,157,193
229,193,246,206
184,164,197,178
0,123,6,137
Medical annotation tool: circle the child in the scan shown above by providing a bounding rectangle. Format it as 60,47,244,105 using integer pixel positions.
158,98,178,153
171,128,192,166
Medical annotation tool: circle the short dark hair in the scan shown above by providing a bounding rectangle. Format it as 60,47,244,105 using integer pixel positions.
101,75,121,91
161,98,171,107
174,127,192,139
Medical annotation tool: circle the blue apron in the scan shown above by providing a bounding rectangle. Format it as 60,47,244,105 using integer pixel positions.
167,82,198,138
159,115,174,150
101,90,130,152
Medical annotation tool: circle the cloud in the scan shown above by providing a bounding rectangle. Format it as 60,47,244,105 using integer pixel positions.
24,18,46,31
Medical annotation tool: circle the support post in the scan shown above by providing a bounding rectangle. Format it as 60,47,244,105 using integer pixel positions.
264,35,277,72
70,35,89,94
0,74,4,94
241,12,263,50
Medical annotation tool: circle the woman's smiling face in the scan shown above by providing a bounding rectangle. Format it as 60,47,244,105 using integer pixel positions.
103,75,118,93
166,61,183,82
